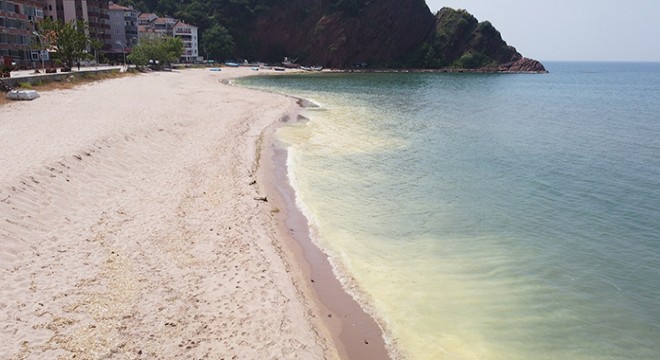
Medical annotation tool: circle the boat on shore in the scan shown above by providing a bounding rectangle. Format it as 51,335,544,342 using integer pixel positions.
6,89,40,100
301,66,323,72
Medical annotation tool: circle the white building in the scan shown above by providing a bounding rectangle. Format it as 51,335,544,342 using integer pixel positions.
173,21,198,63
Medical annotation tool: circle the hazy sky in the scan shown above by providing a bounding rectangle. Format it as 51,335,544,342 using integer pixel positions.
425,0,660,62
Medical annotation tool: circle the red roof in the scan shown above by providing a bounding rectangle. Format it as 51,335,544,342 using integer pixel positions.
109,3,129,11
174,21,198,29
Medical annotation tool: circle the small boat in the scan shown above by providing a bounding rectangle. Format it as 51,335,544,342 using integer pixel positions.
209,68,222,72
224,62,240,67
273,67,285,72
6,89,40,101
251,67,260,71
301,66,323,72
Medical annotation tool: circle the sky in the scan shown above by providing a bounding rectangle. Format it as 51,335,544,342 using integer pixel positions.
425,0,660,62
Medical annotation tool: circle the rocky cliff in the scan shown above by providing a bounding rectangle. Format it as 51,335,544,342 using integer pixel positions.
412,7,546,72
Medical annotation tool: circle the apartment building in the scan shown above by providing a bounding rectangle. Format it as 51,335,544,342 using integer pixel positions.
172,21,197,63
43,0,110,48
0,0,46,67
108,1,136,53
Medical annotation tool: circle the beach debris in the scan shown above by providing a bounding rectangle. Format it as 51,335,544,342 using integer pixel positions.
254,196,268,202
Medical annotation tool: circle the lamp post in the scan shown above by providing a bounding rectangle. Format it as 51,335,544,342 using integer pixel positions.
32,31,45,72
116,41,126,69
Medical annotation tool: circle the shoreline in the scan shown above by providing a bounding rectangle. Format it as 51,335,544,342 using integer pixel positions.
230,70,399,358
256,108,393,360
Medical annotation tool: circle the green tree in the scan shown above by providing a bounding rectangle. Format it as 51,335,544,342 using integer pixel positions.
39,18,89,68
128,35,184,69
201,23,234,61
160,36,185,64
88,37,104,65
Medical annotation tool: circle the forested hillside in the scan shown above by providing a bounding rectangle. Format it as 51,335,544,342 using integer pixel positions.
118,0,545,71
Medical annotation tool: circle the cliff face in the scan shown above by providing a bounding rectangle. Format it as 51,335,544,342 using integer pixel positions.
250,0,436,68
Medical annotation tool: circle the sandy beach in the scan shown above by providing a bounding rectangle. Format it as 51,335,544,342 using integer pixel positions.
0,68,352,359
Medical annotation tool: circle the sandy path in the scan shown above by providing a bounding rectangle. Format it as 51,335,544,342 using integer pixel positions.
0,69,336,359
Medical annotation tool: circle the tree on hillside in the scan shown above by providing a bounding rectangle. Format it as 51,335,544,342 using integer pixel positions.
201,23,235,61
128,35,184,69
38,18,89,68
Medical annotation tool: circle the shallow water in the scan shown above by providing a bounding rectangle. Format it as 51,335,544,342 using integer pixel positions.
238,63,660,359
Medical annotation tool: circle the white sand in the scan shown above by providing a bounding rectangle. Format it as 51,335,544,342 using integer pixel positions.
0,68,338,359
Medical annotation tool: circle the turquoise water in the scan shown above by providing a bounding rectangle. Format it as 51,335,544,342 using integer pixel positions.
238,63,660,359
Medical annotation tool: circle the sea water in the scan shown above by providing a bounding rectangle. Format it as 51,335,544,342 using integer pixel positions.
237,62,660,359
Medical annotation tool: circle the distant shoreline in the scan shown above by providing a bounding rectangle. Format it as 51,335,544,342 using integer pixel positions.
333,67,548,74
